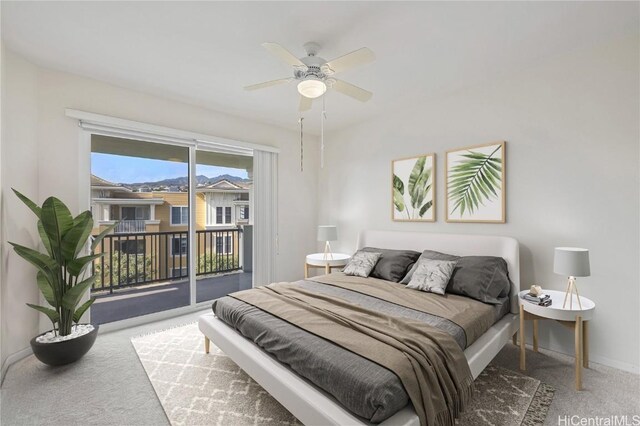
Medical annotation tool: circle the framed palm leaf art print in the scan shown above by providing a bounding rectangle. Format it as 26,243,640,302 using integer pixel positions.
446,141,506,223
392,154,435,222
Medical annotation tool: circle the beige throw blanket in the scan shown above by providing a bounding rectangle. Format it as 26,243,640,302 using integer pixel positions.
231,275,483,426
310,273,495,345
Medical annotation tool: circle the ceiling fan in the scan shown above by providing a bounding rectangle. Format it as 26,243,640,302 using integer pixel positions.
245,42,375,112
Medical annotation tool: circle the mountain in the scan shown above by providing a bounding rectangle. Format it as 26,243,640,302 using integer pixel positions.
121,174,250,190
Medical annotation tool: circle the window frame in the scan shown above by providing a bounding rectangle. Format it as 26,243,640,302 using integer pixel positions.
74,108,271,333
170,235,188,256
214,205,233,225
170,205,189,226
121,205,150,221
239,205,249,221
215,235,233,254
115,239,146,255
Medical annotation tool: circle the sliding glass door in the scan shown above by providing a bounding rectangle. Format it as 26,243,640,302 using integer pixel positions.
88,134,254,326
90,135,191,325
195,149,253,303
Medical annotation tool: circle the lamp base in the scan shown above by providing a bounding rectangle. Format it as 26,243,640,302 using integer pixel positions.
322,241,334,261
562,276,583,310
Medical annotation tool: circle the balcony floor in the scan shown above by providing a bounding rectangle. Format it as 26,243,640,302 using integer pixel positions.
90,271,252,325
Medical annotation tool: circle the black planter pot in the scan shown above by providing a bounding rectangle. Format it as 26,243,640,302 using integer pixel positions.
30,324,99,367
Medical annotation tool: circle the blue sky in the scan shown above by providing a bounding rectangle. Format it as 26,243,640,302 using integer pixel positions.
91,153,249,183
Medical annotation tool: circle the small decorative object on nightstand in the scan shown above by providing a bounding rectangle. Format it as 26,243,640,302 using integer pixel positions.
554,247,590,310
305,253,350,278
518,289,595,391
317,225,338,260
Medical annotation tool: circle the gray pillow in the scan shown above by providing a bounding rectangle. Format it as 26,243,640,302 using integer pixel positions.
406,259,457,295
400,250,459,284
343,251,382,278
360,247,421,282
448,256,511,305
401,250,511,305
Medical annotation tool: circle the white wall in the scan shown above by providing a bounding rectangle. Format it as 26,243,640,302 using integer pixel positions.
318,36,640,372
0,48,319,375
1,49,42,378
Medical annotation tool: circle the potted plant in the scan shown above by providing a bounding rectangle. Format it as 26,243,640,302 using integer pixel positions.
9,190,116,366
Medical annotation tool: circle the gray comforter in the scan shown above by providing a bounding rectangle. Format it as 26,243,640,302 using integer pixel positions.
212,278,509,423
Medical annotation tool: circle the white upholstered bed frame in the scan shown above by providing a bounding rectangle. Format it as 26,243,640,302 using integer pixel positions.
199,230,520,426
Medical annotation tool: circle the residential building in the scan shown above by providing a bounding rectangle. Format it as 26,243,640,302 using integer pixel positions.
90,174,251,285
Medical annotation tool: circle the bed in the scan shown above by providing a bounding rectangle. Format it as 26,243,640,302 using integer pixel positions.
199,230,520,425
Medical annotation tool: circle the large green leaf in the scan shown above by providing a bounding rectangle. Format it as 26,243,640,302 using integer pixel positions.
91,221,119,251
37,221,53,257
407,156,426,203
393,174,404,195
407,158,432,211
393,188,406,213
448,145,502,216
9,242,57,278
61,211,93,261
73,298,95,323
419,199,433,217
26,304,59,325
40,197,74,260
36,271,57,307
12,189,41,218
67,253,103,277
407,157,432,210
412,172,430,209
61,275,97,311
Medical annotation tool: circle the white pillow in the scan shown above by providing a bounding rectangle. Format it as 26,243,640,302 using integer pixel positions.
343,251,382,278
406,259,457,295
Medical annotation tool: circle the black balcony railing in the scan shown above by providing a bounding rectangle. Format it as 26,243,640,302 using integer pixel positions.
92,229,242,293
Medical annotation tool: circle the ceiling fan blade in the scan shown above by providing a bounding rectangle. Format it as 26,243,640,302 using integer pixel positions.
262,42,307,69
332,79,373,102
244,78,292,91
323,47,375,74
299,96,313,112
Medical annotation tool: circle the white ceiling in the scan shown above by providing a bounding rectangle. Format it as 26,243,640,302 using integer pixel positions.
2,2,638,134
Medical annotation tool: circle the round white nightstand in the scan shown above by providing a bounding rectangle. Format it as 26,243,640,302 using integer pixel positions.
304,253,351,278
518,289,595,391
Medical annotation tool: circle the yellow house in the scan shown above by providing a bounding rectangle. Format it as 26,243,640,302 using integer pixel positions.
90,175,251,290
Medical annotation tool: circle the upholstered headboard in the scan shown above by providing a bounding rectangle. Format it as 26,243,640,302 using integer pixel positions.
357,230,521,314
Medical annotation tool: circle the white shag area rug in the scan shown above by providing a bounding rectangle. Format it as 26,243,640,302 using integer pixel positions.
132,323,553,426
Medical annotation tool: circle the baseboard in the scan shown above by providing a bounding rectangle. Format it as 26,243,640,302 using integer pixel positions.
585,353,639,374
0,346,33,386
520,336,639,375
547,345,638,374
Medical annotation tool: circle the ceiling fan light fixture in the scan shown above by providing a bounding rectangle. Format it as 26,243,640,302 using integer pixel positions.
297,78,327,99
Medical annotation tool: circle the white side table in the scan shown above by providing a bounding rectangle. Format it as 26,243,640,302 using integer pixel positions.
304,253,351,278
518,289,595,390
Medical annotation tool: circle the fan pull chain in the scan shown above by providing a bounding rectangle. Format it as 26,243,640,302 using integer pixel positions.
321,96,326,169
298,116,304,172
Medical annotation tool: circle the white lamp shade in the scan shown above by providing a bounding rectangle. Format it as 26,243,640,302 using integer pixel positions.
554,247,590,277
317,225,337,242
298,79,327,99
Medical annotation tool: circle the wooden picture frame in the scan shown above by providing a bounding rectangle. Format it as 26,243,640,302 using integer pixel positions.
392,153,436,222
445,141,506,223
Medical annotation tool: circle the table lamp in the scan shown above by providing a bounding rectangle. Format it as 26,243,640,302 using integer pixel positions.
317,225,337,261
554,247,590,310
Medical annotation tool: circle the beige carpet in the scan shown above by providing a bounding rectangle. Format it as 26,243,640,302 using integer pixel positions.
132,323,553,426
